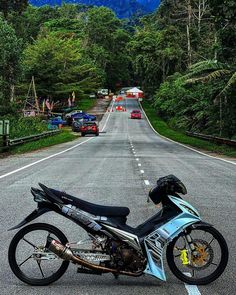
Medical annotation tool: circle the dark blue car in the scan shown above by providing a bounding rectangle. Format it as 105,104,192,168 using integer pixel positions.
72,112,96,121
50,117,67,126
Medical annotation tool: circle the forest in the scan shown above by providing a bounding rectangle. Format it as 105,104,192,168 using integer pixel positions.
0,0,235,139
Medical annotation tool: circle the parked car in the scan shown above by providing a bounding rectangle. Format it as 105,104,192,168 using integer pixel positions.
50,116,67,126
80,121,99,137
131,110,141,119
72,112,96,121
72,118,84,132
65,110,82,119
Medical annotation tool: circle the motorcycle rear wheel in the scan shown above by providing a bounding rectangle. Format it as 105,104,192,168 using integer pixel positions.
166,225,228,285
8,223,69,286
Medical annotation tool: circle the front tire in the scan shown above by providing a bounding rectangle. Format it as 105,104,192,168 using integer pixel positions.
8,223,69,286
166,226,228,285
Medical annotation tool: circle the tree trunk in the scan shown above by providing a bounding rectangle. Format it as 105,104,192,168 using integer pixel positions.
10,84,15,102
187,24,192,66
214,33,218,61
187,1,192,66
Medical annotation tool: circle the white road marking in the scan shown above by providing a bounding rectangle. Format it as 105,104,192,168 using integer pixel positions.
0,137,94,180
136,158,139,161
184,273,201,295
140,170,144,174
138,163,141,167
139,101,236,166
101,100,115,132
144,180,150,185
0,101,114,180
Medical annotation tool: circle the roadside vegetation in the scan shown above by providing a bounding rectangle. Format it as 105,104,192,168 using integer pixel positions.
142,100,236,158
0,1,235,155
10,130,78,154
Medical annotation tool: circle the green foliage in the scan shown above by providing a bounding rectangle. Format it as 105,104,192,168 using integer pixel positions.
11,130,77,154
153,60,236,138
10,116,47,139
23,33,103,98
84,7,131,89
0,0,28,18
0,17,22,104
129,25,184,94
142,100,236,157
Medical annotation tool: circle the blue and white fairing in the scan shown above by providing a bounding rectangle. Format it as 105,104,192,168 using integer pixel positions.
144,196,201,281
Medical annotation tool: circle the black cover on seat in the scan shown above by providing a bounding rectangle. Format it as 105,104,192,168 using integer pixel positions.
39,184,130,217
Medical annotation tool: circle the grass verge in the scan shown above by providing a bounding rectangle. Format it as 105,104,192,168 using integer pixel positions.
77,98,97,111
142,101,236,158
10,130,78,154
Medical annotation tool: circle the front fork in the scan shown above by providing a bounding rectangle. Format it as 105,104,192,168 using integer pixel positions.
184,231,199,262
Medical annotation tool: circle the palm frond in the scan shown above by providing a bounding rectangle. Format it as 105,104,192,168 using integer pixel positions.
185,70,231,85
214,71,236,104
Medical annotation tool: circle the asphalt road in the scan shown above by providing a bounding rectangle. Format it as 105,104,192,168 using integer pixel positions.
0,98,235,295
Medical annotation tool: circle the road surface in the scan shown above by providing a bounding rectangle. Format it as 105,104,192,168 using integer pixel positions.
0,98,235,295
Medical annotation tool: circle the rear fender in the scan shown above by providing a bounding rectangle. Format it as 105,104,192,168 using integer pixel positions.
8,207,52,231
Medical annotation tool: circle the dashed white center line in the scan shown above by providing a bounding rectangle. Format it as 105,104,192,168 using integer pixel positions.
136,158,139,161
144,180,150,186
138,163,141,167
140,170,144,174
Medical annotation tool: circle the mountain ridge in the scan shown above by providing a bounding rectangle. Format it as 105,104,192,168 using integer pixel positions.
29,0,160,18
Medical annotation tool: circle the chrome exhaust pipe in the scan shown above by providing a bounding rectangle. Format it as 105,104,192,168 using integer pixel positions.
47,237,143,277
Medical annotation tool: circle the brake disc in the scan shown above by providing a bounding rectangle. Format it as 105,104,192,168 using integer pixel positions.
187,239,214,271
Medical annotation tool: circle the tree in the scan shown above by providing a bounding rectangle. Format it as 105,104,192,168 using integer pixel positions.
0,17,22,103
208,0,236,64
129,25,184,94
23,33,104,99
0,0,28,18
83,7,131,89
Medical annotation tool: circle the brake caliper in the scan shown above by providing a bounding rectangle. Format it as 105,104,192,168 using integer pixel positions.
180,249,189,265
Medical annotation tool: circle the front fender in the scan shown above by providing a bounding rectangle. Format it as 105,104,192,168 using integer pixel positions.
189,220,213,229
8,207,52,231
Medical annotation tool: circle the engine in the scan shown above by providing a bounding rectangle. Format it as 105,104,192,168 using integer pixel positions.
107,241,146,272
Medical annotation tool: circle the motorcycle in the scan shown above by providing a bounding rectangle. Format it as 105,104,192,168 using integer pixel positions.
8,175,228,286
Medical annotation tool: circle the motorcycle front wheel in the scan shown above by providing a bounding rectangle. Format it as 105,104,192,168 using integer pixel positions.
166,225,228,285
8,223,69,286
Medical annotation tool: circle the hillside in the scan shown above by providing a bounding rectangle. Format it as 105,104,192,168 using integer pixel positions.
29,0,160,18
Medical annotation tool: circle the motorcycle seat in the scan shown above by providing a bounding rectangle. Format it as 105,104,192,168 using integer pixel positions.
38,183,130,218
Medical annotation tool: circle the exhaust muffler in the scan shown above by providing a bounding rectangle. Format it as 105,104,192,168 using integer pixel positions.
47,237,142,277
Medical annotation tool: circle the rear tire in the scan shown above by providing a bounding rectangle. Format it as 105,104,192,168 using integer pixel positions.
81,133,85,137
166,226,228,285
8,223,69,286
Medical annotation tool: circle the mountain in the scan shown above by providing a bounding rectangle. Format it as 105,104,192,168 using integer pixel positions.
29,0,161,18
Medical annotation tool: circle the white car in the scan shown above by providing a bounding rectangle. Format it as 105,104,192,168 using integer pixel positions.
65,110,82,119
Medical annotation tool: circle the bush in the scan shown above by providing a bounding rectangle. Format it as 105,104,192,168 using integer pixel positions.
8,116,47,139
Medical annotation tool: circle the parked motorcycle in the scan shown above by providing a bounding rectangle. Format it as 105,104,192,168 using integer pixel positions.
8,175,228,286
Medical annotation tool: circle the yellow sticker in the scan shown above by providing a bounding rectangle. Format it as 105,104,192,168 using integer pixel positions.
180,249,189,265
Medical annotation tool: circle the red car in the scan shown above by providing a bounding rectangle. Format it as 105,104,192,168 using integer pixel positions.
116,105,123,111
80,122,99,137
131,110,141,119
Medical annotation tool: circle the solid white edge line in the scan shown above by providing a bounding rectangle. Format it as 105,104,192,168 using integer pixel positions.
0,100,115,180
0,137,94,180
139,101,236,166
144,180,150,185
